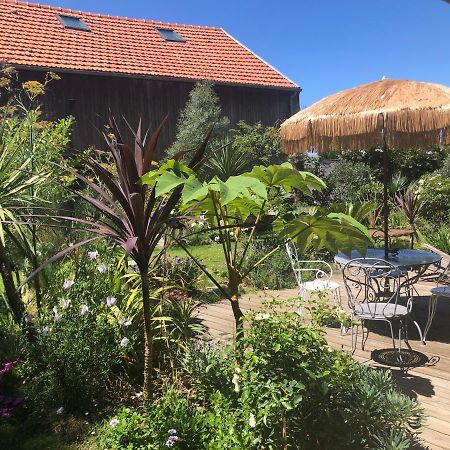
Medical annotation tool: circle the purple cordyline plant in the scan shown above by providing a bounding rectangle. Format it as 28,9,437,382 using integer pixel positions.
21,117,211,401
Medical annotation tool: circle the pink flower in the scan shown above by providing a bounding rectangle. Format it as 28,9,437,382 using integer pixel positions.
97,264,107,273
109,418,119,427
59,298,71,309
63,279,74,290
88,251,99,260
105,296,117,307
120,337,129,347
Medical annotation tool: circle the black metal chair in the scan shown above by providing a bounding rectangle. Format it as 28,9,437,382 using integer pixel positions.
342,258,421,359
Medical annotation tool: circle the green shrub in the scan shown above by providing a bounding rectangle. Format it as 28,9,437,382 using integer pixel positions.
245,237,296,290
17,246,134,414
326,159,382,202
231,121,286,167
19,299,124,414
97,387,256,449
426,227,450,254
344,147,446,182
237,307,423,449
97,303,423,449
417,174,450,225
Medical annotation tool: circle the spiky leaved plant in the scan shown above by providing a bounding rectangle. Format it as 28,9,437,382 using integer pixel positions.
395,186,425,248
24,117,209,400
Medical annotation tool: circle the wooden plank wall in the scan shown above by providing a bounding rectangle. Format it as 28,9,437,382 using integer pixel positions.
19,70,299,156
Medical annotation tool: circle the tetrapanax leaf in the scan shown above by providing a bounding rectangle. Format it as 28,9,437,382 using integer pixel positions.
247,162,325,195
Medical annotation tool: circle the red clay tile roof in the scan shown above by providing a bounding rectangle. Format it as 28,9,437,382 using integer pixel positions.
0,0,297,89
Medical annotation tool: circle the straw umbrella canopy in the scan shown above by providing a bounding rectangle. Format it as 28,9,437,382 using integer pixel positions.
280,79,450,259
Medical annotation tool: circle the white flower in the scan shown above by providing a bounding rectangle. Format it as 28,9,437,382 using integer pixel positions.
214,236,220,242
119,317,132,327
56,406,64,415
232,373,240,393
255,312,270,321
106,296,117,307
229,231,235,237
109,418,119,427
59,298,71,309
63,278,74,290
97,264,107,274
42,325,50,335
80,304,89,315
120,337,129,347
24,314,34,322
53,306,62,322
88,250,99,260
249,413,256,428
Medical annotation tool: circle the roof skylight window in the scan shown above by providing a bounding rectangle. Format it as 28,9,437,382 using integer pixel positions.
156,28,185,42
58,15,90,31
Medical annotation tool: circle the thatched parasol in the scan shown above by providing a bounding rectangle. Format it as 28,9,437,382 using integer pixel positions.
280,79,450,259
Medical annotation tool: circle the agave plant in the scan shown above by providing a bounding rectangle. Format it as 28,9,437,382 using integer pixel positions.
24,117,209,399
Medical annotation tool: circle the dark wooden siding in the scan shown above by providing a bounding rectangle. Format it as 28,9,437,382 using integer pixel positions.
20,70,299,155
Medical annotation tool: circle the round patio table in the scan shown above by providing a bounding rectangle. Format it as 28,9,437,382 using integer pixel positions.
334,248,441,269
335,248,442,344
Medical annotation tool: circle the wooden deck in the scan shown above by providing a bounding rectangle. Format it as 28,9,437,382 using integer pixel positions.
197,275,450,450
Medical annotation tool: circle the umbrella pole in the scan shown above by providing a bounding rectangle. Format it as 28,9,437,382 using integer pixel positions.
383,146,389,260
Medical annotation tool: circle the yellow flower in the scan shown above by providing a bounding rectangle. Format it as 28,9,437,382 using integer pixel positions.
22,80,45,98
47,71,61,81
0,77,10,88
33,120,51,129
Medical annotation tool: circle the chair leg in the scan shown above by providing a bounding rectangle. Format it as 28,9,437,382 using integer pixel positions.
351,315,357,355
423,294,439,344
335,288,346,335
388,321,396,350
361,320,369,350
398,320,404,365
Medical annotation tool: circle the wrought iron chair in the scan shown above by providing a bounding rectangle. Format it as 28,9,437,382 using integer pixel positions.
423,263,450,343
342,258,422,358
285,240,342,316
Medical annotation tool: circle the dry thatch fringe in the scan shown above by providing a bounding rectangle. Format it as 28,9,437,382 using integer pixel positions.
281,79,450,154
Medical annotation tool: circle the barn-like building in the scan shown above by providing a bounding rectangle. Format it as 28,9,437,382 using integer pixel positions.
0,0,300,151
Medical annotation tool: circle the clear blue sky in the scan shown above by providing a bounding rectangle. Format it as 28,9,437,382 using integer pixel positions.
40,0,450,107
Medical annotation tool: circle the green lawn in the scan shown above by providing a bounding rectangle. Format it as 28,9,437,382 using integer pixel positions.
167,243,228,288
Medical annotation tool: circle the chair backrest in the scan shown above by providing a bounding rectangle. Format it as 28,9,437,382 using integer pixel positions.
285,240,333,288
342,258,403,318
436,260,450,287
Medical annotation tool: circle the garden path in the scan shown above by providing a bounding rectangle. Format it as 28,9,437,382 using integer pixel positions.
198,275,450,450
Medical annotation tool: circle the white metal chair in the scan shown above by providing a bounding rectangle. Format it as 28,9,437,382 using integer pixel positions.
285,240,342,317
342,258,422,360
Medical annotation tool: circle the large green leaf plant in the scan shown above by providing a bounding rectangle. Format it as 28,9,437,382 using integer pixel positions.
143,162,372,339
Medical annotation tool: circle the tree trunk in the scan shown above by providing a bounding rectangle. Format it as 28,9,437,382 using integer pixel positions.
141,271,154,402
0,240,24,324
228,267,244,341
